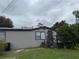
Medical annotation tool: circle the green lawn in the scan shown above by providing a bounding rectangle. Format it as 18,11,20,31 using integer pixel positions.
0,51,15,59
16,48,79,59
1,48,79,59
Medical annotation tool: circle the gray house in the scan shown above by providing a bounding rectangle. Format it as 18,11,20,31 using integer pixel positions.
0,26,51,49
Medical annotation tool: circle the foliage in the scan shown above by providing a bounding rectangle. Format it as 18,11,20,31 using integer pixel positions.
0,16,13,28
0,40,5,55
37,22,43,27
73,10,79,18
52,20,68,30
71,24,79,44
55,23,79,48
57,24,73,42
73,10,79,23
52,20,79,48
40,42,45,47
57,24,75,48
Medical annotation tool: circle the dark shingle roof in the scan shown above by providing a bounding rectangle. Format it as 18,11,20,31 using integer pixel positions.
0,26,50,31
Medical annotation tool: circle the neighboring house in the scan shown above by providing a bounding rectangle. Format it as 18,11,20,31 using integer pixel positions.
0,26,50,49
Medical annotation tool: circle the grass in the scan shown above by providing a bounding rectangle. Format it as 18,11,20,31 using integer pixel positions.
1,48,79,59
16,48,79,59
0,50,15,59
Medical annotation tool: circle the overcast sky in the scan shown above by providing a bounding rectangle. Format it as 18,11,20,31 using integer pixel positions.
0,0,79,28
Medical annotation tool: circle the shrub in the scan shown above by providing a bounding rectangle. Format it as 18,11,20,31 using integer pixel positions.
40,42,46,47
0,40,5,55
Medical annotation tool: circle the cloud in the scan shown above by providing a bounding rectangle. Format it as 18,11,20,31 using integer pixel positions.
0,0,79,27
0,0,12,13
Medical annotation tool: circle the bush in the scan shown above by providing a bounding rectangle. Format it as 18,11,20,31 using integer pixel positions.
40,42,45,47
0,40,5,55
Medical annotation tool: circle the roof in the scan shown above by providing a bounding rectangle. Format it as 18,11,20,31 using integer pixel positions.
0,26,50,31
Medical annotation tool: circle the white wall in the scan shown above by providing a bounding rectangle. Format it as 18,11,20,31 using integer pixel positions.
6,29,48,49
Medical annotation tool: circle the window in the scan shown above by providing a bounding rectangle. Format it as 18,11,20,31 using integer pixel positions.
0,32,5,40
35,31,45,40
41,32,45,40
36,32,41,40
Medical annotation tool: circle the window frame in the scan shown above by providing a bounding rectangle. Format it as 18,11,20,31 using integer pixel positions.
0,31,6,40
35,31,46,40
35,31,41,40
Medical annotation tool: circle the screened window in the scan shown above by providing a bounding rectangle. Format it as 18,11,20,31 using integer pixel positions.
35,31,45,40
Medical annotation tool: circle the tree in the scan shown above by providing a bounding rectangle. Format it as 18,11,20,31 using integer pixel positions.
73,10,79,23
57,24,74,41
52,22,59,30
73,10,79,43
52,20,78,49
52,20,68,30
56,23,79,49
0,16,13,28
73,10,79,18
71,24,79,44
37,22,43,27
56,24,76,48
50,11,79,49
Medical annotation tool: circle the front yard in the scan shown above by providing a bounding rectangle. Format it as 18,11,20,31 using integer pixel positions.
1,48,79,59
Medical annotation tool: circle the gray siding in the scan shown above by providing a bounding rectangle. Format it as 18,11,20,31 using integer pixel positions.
6,29,48,49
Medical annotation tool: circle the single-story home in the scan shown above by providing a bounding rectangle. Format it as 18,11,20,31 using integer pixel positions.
0,26,52,50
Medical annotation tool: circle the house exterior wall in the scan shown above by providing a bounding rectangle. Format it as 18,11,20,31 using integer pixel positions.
6,29,48,49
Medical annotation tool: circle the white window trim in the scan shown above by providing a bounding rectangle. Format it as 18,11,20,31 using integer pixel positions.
35,31,46,40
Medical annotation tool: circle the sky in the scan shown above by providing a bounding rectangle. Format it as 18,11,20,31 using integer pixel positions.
0,0,79,28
